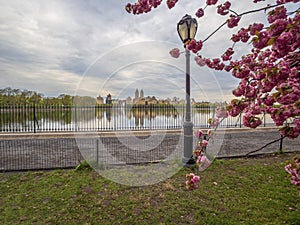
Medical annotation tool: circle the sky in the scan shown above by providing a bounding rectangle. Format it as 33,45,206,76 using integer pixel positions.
0,0,276,102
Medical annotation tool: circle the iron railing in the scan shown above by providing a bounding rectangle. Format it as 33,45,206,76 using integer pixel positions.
0,104,275,133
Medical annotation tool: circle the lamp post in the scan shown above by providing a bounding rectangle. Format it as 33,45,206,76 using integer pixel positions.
177,14,198,165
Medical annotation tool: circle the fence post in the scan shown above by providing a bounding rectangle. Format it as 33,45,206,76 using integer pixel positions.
239,113,242,128
33,104,36,133
279,134,284,153
96,139,99,166
74,105,77,132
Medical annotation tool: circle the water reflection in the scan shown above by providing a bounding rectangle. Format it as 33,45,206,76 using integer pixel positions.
0,105,274,132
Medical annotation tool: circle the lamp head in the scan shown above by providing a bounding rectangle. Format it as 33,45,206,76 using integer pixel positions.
177,14,198,46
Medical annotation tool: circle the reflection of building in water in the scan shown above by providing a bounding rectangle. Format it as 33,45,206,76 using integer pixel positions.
96,109,104,119
134,108,145,127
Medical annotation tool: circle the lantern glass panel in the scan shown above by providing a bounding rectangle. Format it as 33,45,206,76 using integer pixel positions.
178,23,188,43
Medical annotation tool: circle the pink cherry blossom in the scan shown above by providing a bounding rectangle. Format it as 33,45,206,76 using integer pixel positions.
186,173,201,190
216,107,229,118
206,0,218,5
201,140,209,147
169,48,181,58
187,40,203,53
197,155,212,171
243,112,262,128
194,56,206,66
221,48,234,61
248,23,264,35
195,129,203,138
285,156,300,196
195,8,204,18
227,15,241,28
217,1,231,16
267,6,287,23
166,0,178,9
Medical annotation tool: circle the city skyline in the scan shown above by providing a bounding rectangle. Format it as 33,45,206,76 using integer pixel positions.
97,88,214,105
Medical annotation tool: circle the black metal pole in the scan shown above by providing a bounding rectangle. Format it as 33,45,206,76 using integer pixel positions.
33,104,36,133
279,134,284,153
183,48,194,165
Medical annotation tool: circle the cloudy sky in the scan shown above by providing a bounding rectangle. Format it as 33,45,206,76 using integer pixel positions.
0,0,278,102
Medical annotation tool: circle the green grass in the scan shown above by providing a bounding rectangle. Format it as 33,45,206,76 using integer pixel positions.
1,153,299,225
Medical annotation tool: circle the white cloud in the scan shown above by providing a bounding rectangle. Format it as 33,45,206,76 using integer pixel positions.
0,0,285,102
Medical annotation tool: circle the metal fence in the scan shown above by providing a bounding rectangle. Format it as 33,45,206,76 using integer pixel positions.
0,138,83,171
1,129,299,172
0,132,184,172
0,104,275,133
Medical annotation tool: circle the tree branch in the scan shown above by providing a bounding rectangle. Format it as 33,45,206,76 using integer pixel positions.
246,135,286,156
202,3,284,43
203,21,227,43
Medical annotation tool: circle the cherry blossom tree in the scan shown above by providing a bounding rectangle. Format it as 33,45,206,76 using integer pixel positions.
285,156,300,196
125,0,300,139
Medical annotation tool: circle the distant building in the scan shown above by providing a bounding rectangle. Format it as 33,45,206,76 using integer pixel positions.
146,96,158,105
96,96,104,105
106,94,112,104
134,89,145,104
135,89,139,99
158,99,170,105
126,96,133,104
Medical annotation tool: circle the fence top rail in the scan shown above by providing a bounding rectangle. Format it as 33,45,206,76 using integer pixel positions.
0,126,282,140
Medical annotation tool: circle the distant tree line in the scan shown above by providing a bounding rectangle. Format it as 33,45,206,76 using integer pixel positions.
0,87,96,106
0,87,223,107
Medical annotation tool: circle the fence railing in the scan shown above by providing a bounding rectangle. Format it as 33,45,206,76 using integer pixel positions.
0,104,276,133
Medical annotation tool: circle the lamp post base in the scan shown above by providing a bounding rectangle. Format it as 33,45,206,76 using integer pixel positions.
182,156,195,167
182,121,195,166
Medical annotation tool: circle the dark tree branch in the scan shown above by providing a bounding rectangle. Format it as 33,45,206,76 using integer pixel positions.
203,21,227,43
202,3,284,43
246,135,286,156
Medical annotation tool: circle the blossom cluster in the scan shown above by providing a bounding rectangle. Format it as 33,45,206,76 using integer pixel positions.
187,40,203,53
196,1,232,19
125,0,163,14
217,1,231,16
126,0,300,139
185,106,228,191
169,48,180,58
195,8,204,18
193,148,211,171
225,7,300,137
208,106,229,126
206,0,218,6
193,129,211,169
285,156,300,196
227,15,241,28
185,173,200,190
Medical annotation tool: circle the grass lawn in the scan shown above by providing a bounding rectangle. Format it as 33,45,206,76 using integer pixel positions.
0,153,299,225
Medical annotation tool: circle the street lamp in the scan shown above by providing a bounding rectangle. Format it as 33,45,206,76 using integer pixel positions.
177,14,198,165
